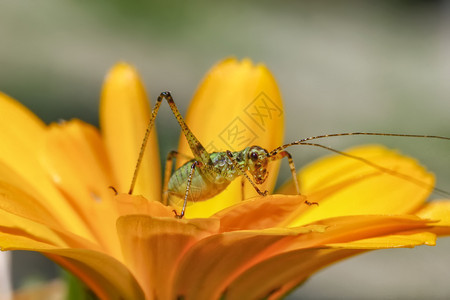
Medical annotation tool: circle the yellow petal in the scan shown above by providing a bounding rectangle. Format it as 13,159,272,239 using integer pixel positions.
416,200,450,235
116,215,219,299
0,181,101,250
176,58,284,218
100,62,161,201
0,179,59,230
41,120,121,256
0,162,94,242
0,92,45,170
0,93,90,238
326,231,436,249
212,195,307,232
280,145,434,226
0,210,68,248
0,233,144,300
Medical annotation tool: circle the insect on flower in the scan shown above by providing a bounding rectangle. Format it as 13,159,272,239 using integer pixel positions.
128,91,450,219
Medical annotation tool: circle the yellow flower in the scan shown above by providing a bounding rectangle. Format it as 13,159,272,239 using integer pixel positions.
0,58,449,299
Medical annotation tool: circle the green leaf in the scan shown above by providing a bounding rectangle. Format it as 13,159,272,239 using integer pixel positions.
63,270,97,300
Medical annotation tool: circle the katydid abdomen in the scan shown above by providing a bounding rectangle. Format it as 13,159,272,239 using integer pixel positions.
168,153,238,202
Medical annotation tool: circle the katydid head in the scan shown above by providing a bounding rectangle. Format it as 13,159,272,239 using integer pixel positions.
244,146,270,184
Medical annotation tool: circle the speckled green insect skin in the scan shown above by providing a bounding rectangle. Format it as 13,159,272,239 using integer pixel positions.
168,150,247,202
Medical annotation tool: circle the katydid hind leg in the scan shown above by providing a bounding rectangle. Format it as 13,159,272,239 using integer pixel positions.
173,160,200,219
128,93,164,194
160,92,211,165
130,91,212,195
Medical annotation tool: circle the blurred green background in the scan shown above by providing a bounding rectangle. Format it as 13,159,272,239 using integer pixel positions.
1,0,450,298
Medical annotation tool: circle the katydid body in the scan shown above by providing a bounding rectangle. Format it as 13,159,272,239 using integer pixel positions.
167,147,271,202
129,91,450,219
168,151,244,202
130,92,297,218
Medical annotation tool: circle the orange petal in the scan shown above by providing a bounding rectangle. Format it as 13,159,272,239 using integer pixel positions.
172,227,314,300
0,233,144,300
416,200,450,235
212,195,307,232
100,62,161,201
225,248,363,300
176,58,284,218
279,145,434,226
116,215,219,299
226,222,436,300
114,193,174,217
249,215,432,257
287,215,432,250
41,120,121,256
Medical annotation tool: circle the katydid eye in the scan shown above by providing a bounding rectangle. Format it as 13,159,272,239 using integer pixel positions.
250,152,258,161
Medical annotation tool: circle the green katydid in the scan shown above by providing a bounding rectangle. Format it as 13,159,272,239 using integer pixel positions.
128,91,450,219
